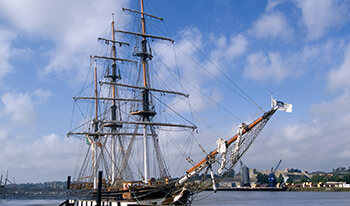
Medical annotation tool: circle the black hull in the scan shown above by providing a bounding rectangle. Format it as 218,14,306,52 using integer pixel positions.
67,183,193,205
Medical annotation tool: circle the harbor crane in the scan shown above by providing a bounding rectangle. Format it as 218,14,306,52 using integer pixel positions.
268,159,282,187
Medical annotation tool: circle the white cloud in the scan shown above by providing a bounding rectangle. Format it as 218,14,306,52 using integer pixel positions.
0,133,80,183
154,27,223,113
266,0,283,12
0,90,51,128
0,26,16,79
295,0,350,40
327,43,350,91
244,51,290,82
251,12,293,41
0,0,125,79
0,128,8,141
1,92,36,127
34,89,52,102
209,34,248,69
245,105,350,172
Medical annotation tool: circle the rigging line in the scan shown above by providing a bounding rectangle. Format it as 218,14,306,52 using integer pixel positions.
74,139,84,180
180,39,264,112
146,0,262,111
165,130,195,166
175,44,258,109
169,46,197,126
69,102,76,132
150,93,196,128
160,20,264,112
100,138,122,176
172,133,195,175
74,60,95,98
178,37,264,113
181,73,242,123
77,143,91,181
152,52,188,95
148,3,259,105
191,107,220,140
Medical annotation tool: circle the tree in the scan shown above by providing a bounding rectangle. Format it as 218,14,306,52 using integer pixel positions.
288,168,301,173
300,175,309,183
286,177,294,184
256,173,268,184
277,174,284,184
311,174,327,183
343,173,350,184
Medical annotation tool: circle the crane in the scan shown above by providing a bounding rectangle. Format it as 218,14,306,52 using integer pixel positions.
268,159,282,187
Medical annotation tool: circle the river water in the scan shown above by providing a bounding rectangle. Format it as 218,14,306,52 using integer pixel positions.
1,191,350,205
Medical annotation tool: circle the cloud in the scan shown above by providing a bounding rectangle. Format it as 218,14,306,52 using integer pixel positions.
1,92,36,127
251,12,293,41
209,34,248,69
295,0,350,40
0,0,125,79
0,133,79,183
327,43,350,91
245,99,350,172
0,90,51,128
153,27,224,113
244,59,350,172
244,51,290,82
266,0,283,12
0,26,16,79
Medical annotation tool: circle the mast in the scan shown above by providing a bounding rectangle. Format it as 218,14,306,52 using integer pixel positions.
140,0,150,184
93,61,98,189
111,15,117,186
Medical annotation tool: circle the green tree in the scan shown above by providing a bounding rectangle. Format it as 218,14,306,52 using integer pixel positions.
329,174,341,182
286,177,294,184
277,174,284,184
256,173,268,184
311,174,327,183
300,175,309,183
343,173,350,184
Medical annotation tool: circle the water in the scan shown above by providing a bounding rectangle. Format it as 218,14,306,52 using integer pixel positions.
1,191,350,205
192,191,350,206
0,199,65,206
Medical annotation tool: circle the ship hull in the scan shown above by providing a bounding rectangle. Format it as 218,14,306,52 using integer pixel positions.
67,184,192,206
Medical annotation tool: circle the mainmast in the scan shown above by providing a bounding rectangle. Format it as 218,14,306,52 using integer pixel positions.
140,0,151,183
110,15,118,186
123,0,175,183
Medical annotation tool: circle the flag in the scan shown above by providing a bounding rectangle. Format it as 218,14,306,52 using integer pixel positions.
272,99,293,113
86,137,91,145
86,135,93,145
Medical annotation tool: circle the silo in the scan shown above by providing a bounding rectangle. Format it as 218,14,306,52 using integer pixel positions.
241,165,250,187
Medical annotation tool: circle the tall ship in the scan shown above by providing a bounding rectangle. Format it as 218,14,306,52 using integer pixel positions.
66,1,289,205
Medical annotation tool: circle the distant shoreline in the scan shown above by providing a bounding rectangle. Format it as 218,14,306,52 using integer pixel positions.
207,187,350,192
286,187,350,192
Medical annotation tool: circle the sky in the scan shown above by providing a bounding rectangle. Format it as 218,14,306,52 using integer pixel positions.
0,0,350,183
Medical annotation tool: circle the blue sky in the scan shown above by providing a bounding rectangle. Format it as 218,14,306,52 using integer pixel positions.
0,0,350,183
